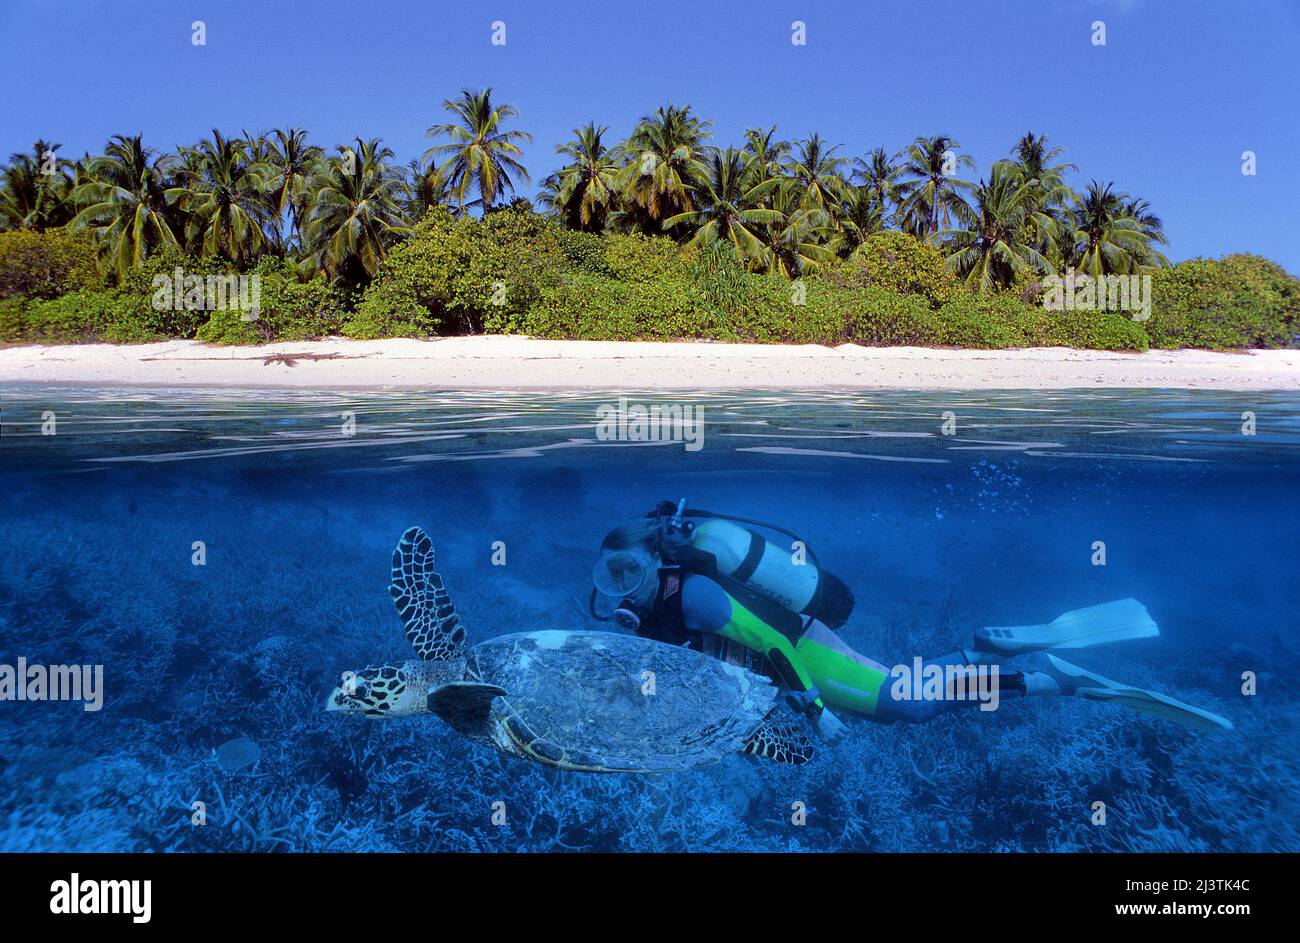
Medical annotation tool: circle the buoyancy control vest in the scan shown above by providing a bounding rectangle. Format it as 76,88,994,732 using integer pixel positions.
648,501,854,630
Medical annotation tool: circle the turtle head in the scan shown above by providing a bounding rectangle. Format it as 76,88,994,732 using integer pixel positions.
326,663,428,719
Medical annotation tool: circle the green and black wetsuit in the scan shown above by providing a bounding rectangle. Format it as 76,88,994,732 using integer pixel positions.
638,555,893,721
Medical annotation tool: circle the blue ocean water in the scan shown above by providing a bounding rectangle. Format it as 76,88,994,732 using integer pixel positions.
0,385,1296,852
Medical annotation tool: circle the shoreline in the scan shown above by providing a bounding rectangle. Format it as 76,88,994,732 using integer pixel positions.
2,336,1299,390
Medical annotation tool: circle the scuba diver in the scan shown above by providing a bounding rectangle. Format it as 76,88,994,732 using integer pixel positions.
590,500,1233,745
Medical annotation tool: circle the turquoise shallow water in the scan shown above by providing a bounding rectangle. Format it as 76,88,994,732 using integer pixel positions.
0,386,1297,851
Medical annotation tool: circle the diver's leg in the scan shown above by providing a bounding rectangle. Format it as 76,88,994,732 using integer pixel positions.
918,649,1234,732
792,625,1029,723
793,622,892,718
868,648,1033,724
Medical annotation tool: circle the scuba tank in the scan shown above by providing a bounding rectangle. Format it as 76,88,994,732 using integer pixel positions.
651,500,855,629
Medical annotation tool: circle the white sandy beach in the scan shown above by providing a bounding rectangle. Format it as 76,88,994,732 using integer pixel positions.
2,336,1299,389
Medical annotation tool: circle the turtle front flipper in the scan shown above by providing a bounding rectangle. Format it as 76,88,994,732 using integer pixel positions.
389,526,468,662
427,682,507,736
742,706,816,765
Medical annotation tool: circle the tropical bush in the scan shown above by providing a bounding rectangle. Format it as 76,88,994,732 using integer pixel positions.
524,274,712,341
524,243,844,344
602,232,695,282
1043,306,1150,351
933,294,1049,347
554,228,612,275
122,251,245,339
350,205,566,338
194,308,263,345
931,294,1148,350
830,232,959,306
0,289,151,343
735,277,850,344
839,285,937,345
1145,255,1299,349
0,228,100,299
197,259,349,344
0,296,29,341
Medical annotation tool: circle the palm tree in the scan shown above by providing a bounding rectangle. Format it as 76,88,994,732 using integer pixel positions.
831,185,889,258
1071,181,1160,276
167,129,271,266
256,127,323,246
424,88,531,213
663,148,781,263
851,146,902,225
937,162,1054,292
616,103,712,233
302,138,409,285
1121,196,1170,267
1010,132,1075,184
1048,217,1082,271
1006,132,1076,253
896,134,976,238
539,123,620,232
785,134,850,212
740,126,790,191
401,157,452,223
755,184,837,276
0,140,77,231
71,135,181,279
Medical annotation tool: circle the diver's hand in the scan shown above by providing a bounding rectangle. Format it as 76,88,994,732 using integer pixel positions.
815,708,848,745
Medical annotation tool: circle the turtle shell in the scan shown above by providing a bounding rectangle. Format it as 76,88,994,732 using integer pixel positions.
466,630,777,772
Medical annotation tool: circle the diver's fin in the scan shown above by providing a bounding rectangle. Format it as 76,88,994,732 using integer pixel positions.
427,682,507,735
389,526,468,662
742,706,815,765
1029,653,1233,733
974,598,1158,655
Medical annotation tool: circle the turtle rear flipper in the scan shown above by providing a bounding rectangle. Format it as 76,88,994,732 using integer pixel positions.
390,526,467,662
742,706,815,765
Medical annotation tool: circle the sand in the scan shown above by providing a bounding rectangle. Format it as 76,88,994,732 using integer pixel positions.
2,336,1299,389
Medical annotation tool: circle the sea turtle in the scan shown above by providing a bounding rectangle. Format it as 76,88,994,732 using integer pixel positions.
326,526,814,771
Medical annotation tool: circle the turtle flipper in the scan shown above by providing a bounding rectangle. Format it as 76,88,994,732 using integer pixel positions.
427,682,506,736
389,526,467,662
742,706,815,765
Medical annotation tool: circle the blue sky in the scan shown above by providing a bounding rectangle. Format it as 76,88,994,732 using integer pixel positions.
1,0,1297,270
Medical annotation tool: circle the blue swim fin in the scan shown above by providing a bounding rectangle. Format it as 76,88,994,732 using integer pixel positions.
975,598,1158,656
1028,653,1233,733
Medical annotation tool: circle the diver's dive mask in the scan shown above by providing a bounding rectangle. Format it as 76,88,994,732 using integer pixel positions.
591,547,659,626
592,548,656,602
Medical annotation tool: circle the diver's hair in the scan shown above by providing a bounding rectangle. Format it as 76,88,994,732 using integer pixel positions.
599,518,660,554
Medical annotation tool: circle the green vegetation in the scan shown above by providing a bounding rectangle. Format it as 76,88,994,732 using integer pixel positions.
1145,255,1300,350
1,93,1295,349
0,228,101,299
